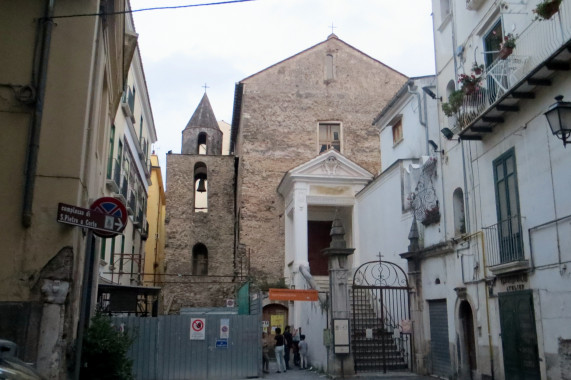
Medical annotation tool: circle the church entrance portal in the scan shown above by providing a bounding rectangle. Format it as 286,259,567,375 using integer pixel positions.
308,220,332,276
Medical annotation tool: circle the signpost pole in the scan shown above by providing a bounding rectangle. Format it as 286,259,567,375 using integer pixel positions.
73,229,96,380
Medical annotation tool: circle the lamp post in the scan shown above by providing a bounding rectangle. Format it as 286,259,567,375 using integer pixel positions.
544,95,571,147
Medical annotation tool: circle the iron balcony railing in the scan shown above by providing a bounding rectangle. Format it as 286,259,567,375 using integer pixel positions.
128,191,136,215
120,175,128,200
483,214,524,267
450,3,571,132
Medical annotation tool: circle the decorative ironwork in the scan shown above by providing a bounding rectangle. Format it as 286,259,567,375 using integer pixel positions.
352,259,412,373
353,260,410,289
410,157,440,226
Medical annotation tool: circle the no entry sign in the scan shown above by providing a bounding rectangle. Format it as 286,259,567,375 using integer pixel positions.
190,318,205,340
89,197,127,238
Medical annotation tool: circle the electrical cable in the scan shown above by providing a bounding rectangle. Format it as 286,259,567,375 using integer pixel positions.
45,0,257,20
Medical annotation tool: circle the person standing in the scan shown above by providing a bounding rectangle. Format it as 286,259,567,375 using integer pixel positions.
262,332,270,374
274,327,286,373
283,325,293,370
292,328,300,367
298,334,309,369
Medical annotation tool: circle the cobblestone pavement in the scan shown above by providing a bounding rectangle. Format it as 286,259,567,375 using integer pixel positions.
256,362,434,380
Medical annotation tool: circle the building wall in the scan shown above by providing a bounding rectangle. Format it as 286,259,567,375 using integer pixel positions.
143,154,166,289
0,1,128,377
164,154,236,312
98,41,157,287
234,35,408,283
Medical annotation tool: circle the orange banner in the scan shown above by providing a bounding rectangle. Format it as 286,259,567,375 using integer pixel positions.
269,288,319,301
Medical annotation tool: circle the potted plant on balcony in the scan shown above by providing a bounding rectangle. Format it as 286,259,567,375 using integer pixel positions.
499,33,517,59
442,89,465,117
472,62,485,75
533,0,562,20
458,73,483,95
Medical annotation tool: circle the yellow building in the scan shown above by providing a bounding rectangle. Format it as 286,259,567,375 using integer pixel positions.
0,1,136,378
143,154,166,290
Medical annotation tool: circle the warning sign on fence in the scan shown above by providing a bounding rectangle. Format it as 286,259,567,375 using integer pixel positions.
190,318,205,340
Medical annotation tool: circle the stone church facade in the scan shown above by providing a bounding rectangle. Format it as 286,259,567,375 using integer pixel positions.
230,34,408,284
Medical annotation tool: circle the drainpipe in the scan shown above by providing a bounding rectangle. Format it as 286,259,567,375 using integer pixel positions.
22,0,55,227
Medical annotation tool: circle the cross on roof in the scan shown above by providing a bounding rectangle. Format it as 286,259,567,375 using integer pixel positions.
377,252,384,262
202,83,209,93
330,22,336,34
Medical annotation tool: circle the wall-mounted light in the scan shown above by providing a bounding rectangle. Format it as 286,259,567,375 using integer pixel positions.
544,95,571,147
428,139,444,155
441,127,454,140
422,86,442,101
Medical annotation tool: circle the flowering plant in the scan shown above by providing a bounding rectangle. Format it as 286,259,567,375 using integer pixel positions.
472,63,484,75
533,0,562,20
500,33,517,49
458,73,482,95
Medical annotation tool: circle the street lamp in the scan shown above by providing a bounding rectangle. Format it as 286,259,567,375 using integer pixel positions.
544,95,571,147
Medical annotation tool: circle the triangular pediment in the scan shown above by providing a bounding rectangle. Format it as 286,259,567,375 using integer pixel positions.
278,150,373,196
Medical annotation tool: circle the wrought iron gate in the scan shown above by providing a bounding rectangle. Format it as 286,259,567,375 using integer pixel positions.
352,260,412,373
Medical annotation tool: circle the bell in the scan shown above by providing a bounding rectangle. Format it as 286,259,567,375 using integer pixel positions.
196,178,207,193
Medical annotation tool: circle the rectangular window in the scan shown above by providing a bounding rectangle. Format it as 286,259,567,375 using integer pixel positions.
319,123,341,153
106,125,115,179
493,148,522,263
119,235,125,271
100,238,106,260
392,119,403,145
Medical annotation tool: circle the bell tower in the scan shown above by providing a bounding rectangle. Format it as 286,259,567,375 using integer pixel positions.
181,93,223,155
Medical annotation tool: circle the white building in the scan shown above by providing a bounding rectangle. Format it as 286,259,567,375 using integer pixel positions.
406,0,571,379
97,11,158,315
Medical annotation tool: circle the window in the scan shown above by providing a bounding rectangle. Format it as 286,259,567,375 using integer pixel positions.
194,162,208,212
139,116,144,145
319,123,341,153
484,20,503,67
192,243,208,275
453,188,466,235
198,132,207,155
100,238,106,260
392,119,403,145
106,125,115,179
493,148,522,263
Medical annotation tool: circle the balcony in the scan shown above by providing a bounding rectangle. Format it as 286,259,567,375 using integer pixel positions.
105,158,121,193
121,87,136,123
483,215,529,275
453,4,571,140
114,175,128,205
127,191,136,215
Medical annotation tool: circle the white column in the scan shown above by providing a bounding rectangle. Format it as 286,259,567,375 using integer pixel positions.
292,185,308,267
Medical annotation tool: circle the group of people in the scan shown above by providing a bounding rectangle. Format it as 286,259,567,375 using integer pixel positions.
262,325,309,374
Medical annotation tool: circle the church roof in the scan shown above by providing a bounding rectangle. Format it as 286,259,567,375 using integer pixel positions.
184,93,220,131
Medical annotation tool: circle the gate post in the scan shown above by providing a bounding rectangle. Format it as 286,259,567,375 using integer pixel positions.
322,216,355,377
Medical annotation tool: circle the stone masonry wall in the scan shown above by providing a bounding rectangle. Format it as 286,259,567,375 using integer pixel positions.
164,154,236,312
235,36,408,282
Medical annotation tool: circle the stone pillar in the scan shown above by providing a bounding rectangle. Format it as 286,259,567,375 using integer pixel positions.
322,216,355,377
37,279,70,379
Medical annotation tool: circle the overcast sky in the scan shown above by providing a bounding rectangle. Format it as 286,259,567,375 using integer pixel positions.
131,0,436,171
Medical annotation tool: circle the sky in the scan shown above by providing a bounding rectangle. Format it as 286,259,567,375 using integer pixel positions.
131,0,436,172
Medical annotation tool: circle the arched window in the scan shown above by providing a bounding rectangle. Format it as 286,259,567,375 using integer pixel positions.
197,132,207,155
192,243,208,275
453,187,466,235
194,162,208,212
